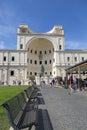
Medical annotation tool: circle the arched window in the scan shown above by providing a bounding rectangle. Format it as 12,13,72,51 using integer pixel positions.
40,51,42,54
44,50,47,54
45,72,47,75
30,72,32,75
35,50,37,54
39,61,42,65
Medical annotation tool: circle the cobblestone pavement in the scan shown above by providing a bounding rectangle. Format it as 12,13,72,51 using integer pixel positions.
41,86,87,130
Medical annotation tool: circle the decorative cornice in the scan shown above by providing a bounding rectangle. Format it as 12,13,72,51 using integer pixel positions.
55,49,87,53
0,49,27,52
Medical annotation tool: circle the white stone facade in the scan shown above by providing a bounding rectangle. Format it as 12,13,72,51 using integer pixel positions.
0,24,87,85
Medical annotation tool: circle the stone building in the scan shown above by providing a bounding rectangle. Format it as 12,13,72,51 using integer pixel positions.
0,24,87,85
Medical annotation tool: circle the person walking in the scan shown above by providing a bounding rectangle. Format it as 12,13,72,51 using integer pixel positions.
73,76,78,91
68,75,74,93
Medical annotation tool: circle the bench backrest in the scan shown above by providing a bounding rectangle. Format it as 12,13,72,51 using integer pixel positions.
25,87,34,99
17,92,27,110
2,96,22,129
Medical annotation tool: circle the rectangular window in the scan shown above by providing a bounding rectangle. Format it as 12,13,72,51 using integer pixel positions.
12,56,15,61
34,72,37,76
75,57,77,61
82,57,84,61
67,57,70,62
44,51,47,54
3,56,6,61
35,60,37,64
45,60,47,64
59,45,62,50
10,70,14,76
20,44,23,49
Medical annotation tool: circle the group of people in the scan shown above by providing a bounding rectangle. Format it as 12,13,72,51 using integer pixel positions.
68,75,87,92
50,79,55,86
40,79,56,88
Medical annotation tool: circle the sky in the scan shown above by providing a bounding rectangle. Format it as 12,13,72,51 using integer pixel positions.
0,0,87,50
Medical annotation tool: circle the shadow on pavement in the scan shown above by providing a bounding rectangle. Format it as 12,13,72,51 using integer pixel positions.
36,109,53,130
37,93,42,96
37,97,45,104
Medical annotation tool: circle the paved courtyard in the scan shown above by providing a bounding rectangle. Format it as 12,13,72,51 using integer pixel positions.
38,86,87,130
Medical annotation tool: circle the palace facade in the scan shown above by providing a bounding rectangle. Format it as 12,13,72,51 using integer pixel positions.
0,24,87,85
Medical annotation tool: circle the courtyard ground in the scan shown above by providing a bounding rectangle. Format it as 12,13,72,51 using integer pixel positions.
37,86,87,130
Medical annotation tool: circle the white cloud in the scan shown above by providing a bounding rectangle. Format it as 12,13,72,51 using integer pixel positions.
0,41,5,49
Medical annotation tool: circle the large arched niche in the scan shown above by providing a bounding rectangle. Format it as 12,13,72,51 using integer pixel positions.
25,36,55,50
26,37,54,77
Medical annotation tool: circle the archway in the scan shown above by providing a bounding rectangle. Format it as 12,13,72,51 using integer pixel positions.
27,38,54,83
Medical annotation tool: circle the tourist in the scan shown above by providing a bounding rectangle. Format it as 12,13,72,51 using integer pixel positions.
73,76,78,91
68,75,74,92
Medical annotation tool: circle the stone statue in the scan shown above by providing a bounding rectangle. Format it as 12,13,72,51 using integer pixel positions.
40,64,45,76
